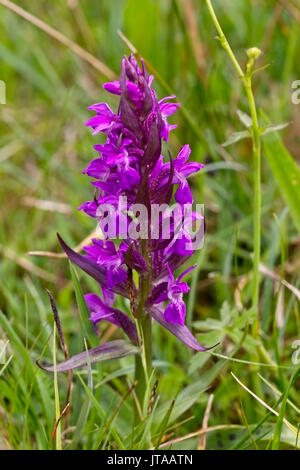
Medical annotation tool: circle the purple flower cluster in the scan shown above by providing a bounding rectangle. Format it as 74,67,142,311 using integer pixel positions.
58,55,207,351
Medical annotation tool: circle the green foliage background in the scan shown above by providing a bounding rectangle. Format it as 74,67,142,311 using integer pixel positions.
0,0,300,450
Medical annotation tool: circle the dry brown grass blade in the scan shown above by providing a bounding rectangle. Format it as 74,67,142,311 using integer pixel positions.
275,280,285,329
22,198,72,215
46,290,73,423
0,0,117,80
234,273,249,311
197,393,214,450
182,0,206,82
51,402,71,443
147,379,159,416
259,262,300,302
233,261,300,311
126,378,143,422
0,244,56,283
100,324,118,344
151,424,244,449
261,4,283,56
28,229,98,259
117,30,137,54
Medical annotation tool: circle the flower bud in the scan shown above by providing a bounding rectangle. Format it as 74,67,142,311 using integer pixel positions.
246,47,262,60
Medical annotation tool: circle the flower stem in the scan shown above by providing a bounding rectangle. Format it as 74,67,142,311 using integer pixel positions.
135,239,152,414
53,323,62,450
134,314,152,417
205,0,244,79
205,0,261,338
244,78,261,338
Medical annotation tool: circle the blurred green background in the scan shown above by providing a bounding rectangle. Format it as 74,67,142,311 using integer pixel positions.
0,0,300,450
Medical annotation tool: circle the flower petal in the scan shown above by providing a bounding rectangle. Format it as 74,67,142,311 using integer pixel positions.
57,234,130,298
164,300,186,326
175,181,193,204
148,307,211,351
177,144,191,163
159,101,181,117
180,161,204,178
82,159,110,179
85,293,138,345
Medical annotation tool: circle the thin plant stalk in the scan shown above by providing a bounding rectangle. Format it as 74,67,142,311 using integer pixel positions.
205,0,261,338
135,239,152,412
52,323,62,450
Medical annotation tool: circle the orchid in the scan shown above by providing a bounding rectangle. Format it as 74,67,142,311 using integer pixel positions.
46,55,208,408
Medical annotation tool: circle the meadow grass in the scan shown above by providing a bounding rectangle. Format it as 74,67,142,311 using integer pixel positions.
0,0,300,450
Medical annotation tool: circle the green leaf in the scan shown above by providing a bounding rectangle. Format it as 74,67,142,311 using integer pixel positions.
220,300,231,323
154,347,239,425
259,122,289,136
231,307,256,329
188,351,210,375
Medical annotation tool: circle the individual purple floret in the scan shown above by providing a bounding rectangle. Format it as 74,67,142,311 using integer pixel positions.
58,54,207,352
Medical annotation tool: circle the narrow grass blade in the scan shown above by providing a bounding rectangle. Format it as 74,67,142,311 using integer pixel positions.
154,398,175,450
0,310,53,430
272,365,300,449
52,323,62,450
0,0,116,79
69,262,97,347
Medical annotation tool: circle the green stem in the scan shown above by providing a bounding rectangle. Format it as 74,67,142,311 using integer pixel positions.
135,314,152,406
134,239,152,414
244,80,261,338
206,0,261,338
205,0,244,79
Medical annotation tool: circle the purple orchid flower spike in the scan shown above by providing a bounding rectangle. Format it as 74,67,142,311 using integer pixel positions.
53,54,211,378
